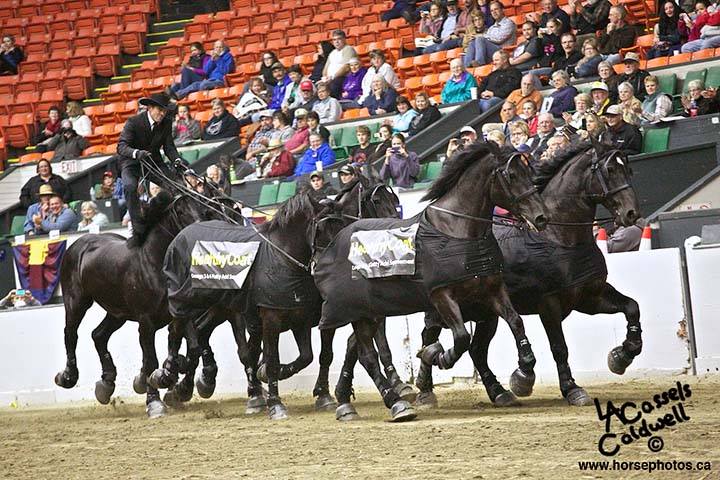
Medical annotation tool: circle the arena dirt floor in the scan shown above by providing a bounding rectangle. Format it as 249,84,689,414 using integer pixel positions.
1,375,718,480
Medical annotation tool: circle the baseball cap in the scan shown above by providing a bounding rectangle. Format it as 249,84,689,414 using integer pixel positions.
294,108,308,118
590,81,609,92
300,80,314,91
258,109,274,119
516,144,531,153
271,61,285,71
103,170,114,178
603,104,623,116
339,164,355,176
623,52,640,63
459,125,476,135
310,170,324,180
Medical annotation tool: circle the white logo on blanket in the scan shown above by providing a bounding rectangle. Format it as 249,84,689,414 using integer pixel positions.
190,240,260,289
348,224,419,279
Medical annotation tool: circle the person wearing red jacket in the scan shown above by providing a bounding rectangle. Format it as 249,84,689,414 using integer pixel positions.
260,138,295,178
681,3,720,52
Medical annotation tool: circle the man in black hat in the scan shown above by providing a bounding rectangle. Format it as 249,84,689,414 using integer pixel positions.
338,164,358,187
114,92,188,246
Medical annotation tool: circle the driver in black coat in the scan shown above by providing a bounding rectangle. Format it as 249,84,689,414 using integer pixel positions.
113,93,189,246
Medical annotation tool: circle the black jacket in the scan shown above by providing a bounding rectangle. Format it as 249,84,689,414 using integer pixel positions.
571,0,611,35
603,121,642,155
202,110,240,141
408,104,441,136
552,50,583,75
116,111,181,169
620,69,650,101
478,67,522,100
19,174,70,208
598,23,637,55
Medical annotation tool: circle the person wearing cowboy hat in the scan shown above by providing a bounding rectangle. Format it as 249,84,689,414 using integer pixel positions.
23,184,55,234
619,52,650,101
113,92,187,246
258,138,295,178
600,104,642,155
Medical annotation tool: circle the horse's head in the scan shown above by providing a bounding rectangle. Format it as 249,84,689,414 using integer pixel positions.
142,189,208,238
491,152,549,231
589,148,641,227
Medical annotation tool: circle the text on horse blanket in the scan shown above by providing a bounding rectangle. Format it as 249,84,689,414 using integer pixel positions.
190,240,260,289
348,223,419,279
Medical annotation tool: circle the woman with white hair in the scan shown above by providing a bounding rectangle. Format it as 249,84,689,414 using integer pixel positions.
441,58,479,104
77,201,110,232
547,70,578,117
616,81,643,126
562,92,592,129
362,74,398,116
681,79,720,117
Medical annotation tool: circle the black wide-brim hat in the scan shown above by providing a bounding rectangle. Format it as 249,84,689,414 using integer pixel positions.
139,93,177,111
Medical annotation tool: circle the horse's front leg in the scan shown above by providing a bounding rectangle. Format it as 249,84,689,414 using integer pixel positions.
91,314,125,405
373,318,416,402
419,287,472,370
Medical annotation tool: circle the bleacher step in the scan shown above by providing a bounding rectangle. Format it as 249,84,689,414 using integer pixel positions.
150,18,192,34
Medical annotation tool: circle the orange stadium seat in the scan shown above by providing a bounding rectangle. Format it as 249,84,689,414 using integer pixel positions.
37,91,65,121
19,152,43,164
82,145,108,156
65,67,94,100
94,45,121,77
692,49,715,61
668,52,692,65
0,113,35,148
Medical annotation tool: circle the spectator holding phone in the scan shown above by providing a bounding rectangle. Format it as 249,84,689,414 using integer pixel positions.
0,289,40,309
0,35,24,75
419,1,446,39
380,133,420,188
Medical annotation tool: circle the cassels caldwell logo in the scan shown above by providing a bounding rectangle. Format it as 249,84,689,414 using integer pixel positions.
594,381,692,456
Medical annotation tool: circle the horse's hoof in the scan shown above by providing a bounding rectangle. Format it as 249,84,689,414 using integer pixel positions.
133,374,147,395
268,403,289,420
414,391,438,410
173,381,194,403
492,390,520,407
196,375,216,399
94,380,115,405
394,382,417,403
146,400,167,419
509,368,535,397
256,364,268,384
54,370,78,389
315,393,337,411
608,346,632,375
148,368,175,390
565,387,593,406
245,395,267,415
176,354,189,374
390,400,417,422
336,403,360,421
417,342,444,366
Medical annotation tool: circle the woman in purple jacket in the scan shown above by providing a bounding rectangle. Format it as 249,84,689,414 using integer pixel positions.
339,57,367,109
172,42,211,92
380,133,420,188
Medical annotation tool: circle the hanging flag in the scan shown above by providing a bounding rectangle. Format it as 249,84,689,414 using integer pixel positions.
12,238,67,305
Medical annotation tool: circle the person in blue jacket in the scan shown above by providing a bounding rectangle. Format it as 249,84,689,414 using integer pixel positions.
294,132,336,176
362,75,398,116
268,62,291,110
172,40,235,99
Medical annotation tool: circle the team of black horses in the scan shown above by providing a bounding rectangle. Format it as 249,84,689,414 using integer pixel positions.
55,138,642,422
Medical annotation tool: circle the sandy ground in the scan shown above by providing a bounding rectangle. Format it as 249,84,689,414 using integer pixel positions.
1,376,719,480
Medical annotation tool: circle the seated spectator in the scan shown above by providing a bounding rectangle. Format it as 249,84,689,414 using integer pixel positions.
270,110,295,144
202,99,240,141
368,124,394,163
606,218,647,252
173,104,202,145
485,129,506,147
551,32,582,77
0,35,23,75
539,132,571,163
323,30,358,98
464,1,516,66
65,101,92,137
338,58,367,109
172,40,235,99
598,5,637,65
616,82,643,126
34,107,62,147
598,60,621,102
507,74,543,111
23,184,54,234
312,82,342,123
423,0,469,54
601,104,642,155
389,96,419,134
509,120,531,150
92,170,125,207
578,112,607,140
293,80,317,117
680,1,720,53
619,53,650,101
546,70,578,117
0,289,40,309
442,58,479,104
569,0,611,37
534,0,571,35
204,164,224,193
477,51,522,112
510,22,543,72
338,164,359,187
681,79,720,116
307,170,339,200
447,125,477,159
281,65,305,114
349,125,375,165
257,138,295,178
363,75,398,116
310,41,334,83
245,110,275,162
408,92,442,136
19,159,70,208
46,120,89,161
562,92,592,129
529,17,563,77
640,75,674,124
590,81,612,115
527,112,557,159
268,62,291,110
77,201,110,232
520,99,539,135
169,42,210,96
462,10,487,67
294,133,336,176
307,111,333,145
420,1,446,40
575,38,603,78
259,51,280,88
380,133,420,188
359,50,401,105
383,0,419,23
483,100,521,138
647,1,687,59
285,108,310,160
30,194,77,235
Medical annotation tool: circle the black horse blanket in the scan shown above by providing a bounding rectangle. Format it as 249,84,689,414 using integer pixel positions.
314,212,504,330
164,220,320,327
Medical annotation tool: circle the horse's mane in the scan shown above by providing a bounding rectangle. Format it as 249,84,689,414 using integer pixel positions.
532,140,594,191
421,141,498,202
143,190,174,230
261,191,317,232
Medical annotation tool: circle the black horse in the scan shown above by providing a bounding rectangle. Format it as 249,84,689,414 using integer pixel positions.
149,176,402,419
53,189,211,417
313,142,549,422
415,144,642,408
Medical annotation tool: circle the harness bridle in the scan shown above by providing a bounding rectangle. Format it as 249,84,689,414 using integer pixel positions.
587,148,633,201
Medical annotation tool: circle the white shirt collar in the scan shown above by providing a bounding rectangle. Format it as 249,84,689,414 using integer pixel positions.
146,111,156,130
